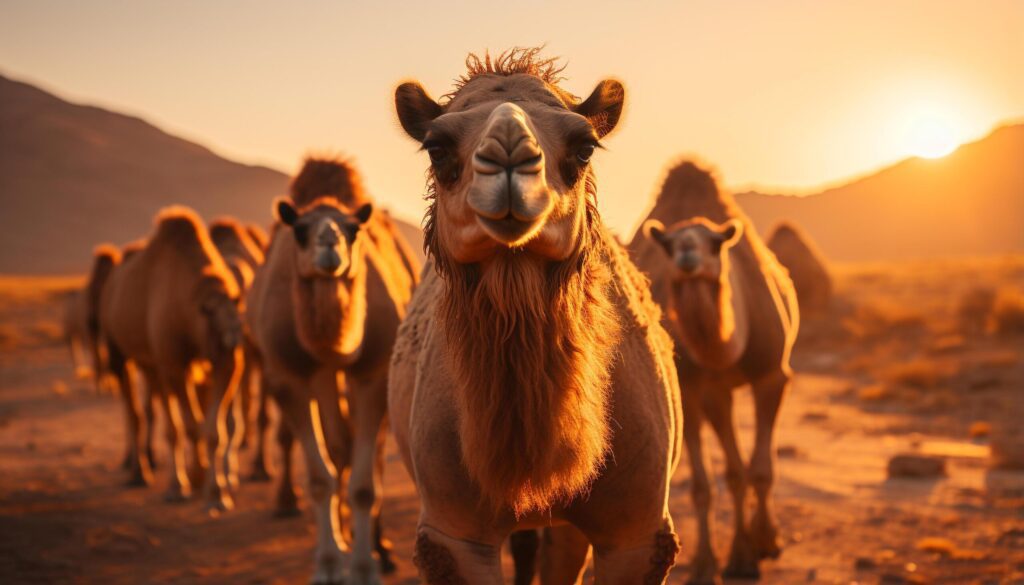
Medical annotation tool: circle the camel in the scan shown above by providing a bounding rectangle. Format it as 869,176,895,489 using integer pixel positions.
629,161,799,584
83,245,122,393
63,288,91,380
390,47,683,584
246,156,419,585
209,218,267,487
100,207,243,511
767,222,832,316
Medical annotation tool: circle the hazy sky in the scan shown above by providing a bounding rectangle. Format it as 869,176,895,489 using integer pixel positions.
2,0,1022,233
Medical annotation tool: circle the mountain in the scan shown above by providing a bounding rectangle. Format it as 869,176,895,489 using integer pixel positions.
0,74,425,274
736,124,1024,262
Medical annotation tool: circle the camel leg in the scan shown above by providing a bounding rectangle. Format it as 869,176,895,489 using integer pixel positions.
342,374,389,585
237,356,253,449
510,529,539,585
224,387,243,491
413,524,502,584
680,379,720,585
590,523,680,585
749,370,788,560
201,348,242,514
181,376,209,490
143,378,157,470
69,336,90,380
110,347,152,486
277,382,347,585
539,525,590,585
249,372,274,482
274,417,302,517
159,371,193,502
701,387,757,578
373,429,396,574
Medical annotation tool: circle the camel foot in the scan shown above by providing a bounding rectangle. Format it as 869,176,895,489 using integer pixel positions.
751,513,782,560
377,548,397,575
163,484,191,503
248,463,272,483
205,491,235,516
310,549,346,585
348,559,381,585
274,486,301,518
686,551,722,585
723,531,760,579
125,469,152,488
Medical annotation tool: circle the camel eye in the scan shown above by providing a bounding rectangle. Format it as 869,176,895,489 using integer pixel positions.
576,143,596,164
426,145,447,165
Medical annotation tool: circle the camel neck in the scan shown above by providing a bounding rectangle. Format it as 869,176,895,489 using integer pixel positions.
672,258,748,369
292,264,368,365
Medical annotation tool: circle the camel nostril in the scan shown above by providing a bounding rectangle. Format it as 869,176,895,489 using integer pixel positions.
677,251,701,273
315,249,341,273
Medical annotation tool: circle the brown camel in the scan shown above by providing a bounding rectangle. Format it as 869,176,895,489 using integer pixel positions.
209,218,267,488
84,245,122,394
63,288,91,380
100,207,243,511
390,48,683,584
630,161,799,584
246,156,419,585
767,221,832,316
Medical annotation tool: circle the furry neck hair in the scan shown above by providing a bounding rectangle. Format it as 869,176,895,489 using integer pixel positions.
291,252,368,363
431,197,620,516
670,262,747,369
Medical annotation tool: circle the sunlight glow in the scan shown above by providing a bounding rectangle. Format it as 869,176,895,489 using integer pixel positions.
906,116,959,158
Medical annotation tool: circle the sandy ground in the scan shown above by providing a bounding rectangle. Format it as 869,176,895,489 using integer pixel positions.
1,260,1023,585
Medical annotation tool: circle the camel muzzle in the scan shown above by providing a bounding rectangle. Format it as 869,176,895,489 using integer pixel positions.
677,250,701,274
468,103,552,246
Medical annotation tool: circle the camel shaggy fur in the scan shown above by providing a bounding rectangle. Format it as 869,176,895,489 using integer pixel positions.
246,157,419,585
767,222,832,316
390,48,682,584
630,161,799,584
100,207,243,510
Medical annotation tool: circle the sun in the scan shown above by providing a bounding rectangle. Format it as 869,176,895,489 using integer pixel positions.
904,115,959,159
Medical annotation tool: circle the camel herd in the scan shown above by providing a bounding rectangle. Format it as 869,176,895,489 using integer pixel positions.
61,48,834,585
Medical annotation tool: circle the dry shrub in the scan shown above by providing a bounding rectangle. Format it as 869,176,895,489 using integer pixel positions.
0,323,19,351
842,299,926,340
29,320,63,347
957,286,996,334
884,358,949,389
991,287,1024,336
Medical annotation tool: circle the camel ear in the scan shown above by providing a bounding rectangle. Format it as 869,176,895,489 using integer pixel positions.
642,219,670,252
720,219,744,246
395,82,443,142
574,79,625,138
354,203,373,225
275,198,298,226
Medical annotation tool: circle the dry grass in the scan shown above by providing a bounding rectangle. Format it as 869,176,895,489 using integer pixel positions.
841,298,926,340
884,358,950,389
991,287,1024,336
957,286,996,334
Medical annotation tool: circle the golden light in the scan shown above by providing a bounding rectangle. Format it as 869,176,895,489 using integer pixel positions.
905,115,958,159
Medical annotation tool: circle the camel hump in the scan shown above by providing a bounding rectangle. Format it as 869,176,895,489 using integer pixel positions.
209,217,265,266
290,156,370,208
648,159,736,225
153,206,205,242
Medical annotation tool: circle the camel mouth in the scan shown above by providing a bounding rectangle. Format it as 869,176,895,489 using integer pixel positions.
476,213,543,247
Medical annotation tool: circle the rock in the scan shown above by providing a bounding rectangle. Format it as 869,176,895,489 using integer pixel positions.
969,421,992,439
915,536,955,556
777,444,801,458
802,409,829,421
854,556,876,570
887,453,946,478
991,433,1024,470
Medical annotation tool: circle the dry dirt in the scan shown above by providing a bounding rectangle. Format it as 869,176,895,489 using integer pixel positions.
1,258,1023,585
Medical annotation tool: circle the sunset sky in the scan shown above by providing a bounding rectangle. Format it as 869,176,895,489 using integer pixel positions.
2,0,1021,233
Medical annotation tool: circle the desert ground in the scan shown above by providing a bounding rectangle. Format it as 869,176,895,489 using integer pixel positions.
1,256,1023,585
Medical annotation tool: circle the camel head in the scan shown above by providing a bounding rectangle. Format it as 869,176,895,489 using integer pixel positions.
395,49,624,266
275,197,373,279
644,217,744,281
195,273,242,352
